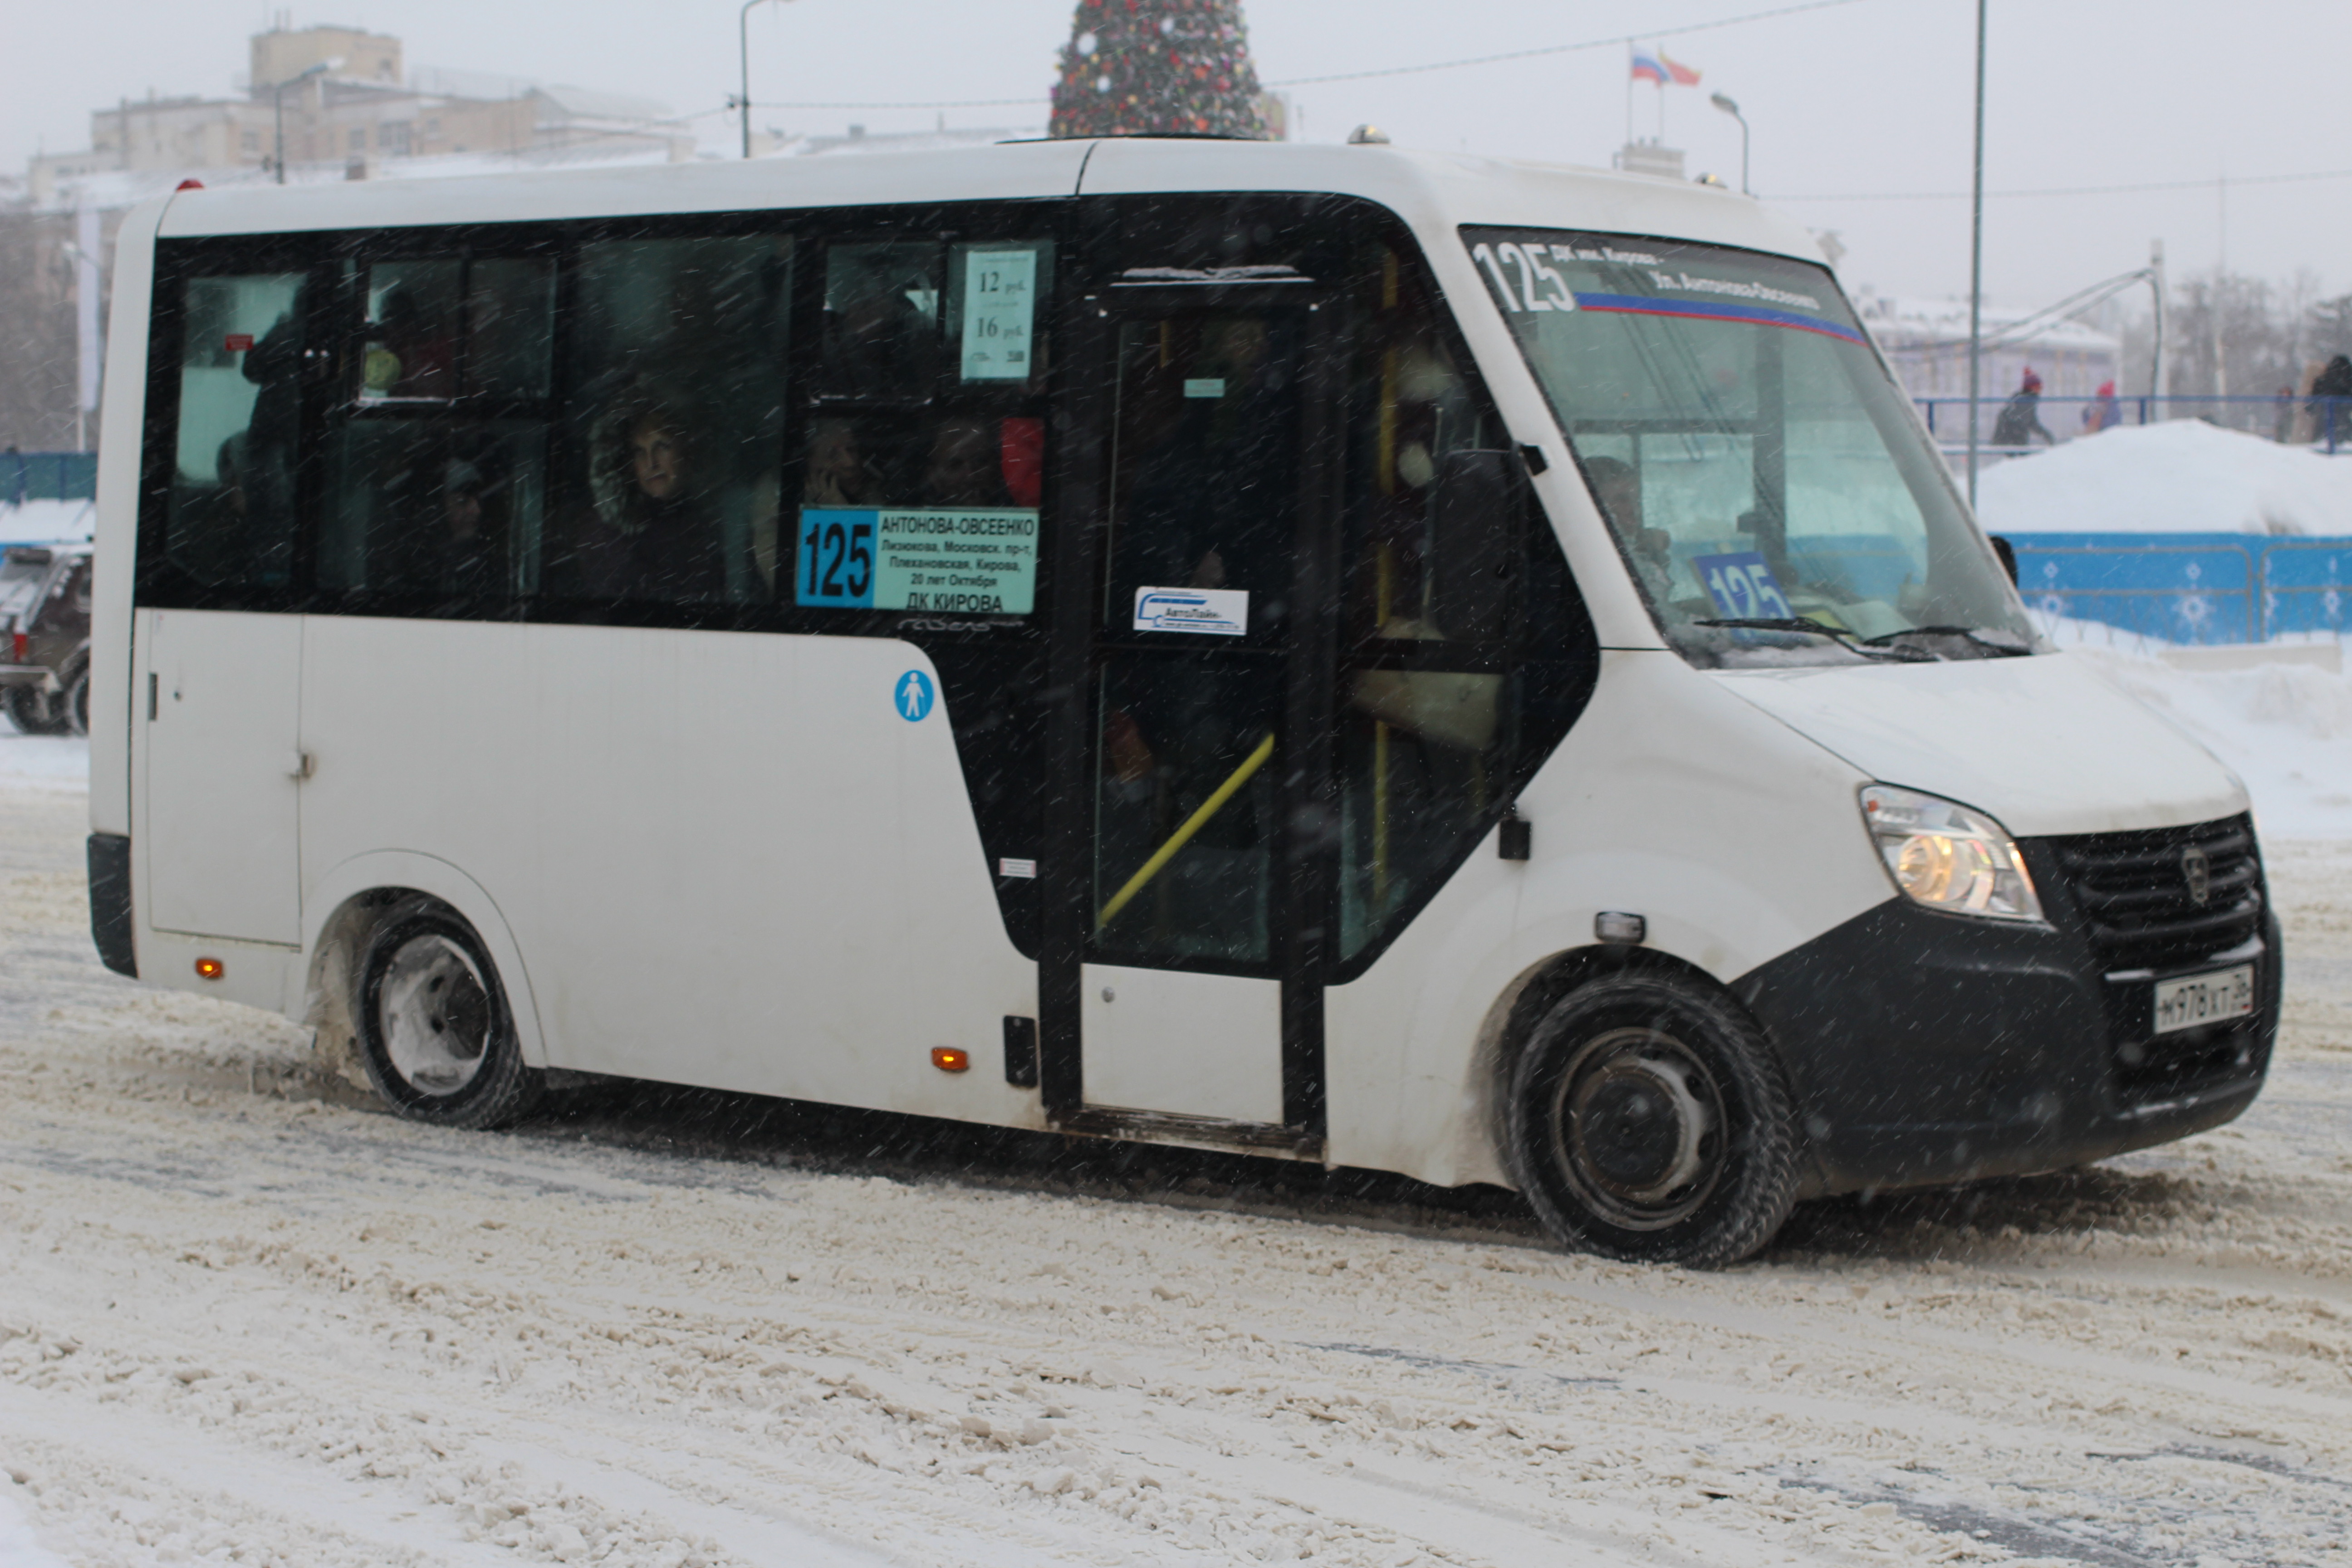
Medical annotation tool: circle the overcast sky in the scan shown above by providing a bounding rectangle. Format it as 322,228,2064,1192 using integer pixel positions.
6,0,2347,312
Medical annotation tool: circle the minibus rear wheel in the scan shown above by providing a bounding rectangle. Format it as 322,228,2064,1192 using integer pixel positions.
355,897,542,1129
1507,973,1798,1267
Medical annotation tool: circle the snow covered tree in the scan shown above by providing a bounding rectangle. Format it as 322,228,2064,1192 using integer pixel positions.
1048,0,1270,141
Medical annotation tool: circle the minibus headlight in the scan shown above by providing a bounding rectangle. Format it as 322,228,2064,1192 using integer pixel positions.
1859,785,2043,923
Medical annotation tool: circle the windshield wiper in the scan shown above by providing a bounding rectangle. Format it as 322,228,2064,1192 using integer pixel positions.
1694,617,1935,662
1859,624,2032,657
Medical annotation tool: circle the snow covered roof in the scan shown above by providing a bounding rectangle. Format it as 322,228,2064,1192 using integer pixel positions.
1856,291,2119,355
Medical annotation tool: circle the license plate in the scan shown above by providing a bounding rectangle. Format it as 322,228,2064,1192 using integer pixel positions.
2151,964,2255,1034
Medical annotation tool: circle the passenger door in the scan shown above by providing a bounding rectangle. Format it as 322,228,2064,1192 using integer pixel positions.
1042,285,1341,1142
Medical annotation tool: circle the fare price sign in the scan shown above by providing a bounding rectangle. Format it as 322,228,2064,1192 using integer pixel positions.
960,248,1039,382
796,507,1039,616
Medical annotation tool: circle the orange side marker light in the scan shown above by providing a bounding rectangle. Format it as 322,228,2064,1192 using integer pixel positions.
931,1047,970,1073
194,957,225,980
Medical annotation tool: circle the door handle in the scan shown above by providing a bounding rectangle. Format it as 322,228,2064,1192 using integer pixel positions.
287,751,315,781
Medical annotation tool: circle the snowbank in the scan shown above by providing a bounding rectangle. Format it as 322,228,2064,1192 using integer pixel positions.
0,502,93,547
1977,420,2352,536
2039,624,2352,837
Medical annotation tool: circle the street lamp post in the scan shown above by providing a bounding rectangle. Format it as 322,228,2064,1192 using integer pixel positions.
273,59,339,185
1965,0,1987,506
739,0,798,159
1709,92,1749,196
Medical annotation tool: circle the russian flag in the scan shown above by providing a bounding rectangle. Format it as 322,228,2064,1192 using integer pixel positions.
1630,49,1668,86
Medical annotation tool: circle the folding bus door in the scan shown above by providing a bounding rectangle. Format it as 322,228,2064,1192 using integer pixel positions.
1041,283,1343,1146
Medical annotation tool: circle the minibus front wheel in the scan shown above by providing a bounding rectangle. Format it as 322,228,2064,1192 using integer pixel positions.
355,897,543,1129
1507,973,1799,1267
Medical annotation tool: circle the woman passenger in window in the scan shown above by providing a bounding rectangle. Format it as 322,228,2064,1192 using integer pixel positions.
577,394,728,603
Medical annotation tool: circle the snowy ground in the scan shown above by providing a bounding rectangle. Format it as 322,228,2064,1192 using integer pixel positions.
6,664,2352,1566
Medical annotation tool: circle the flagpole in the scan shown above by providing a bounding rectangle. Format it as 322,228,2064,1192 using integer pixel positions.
1625,49,1633,145
1966,0,1987,507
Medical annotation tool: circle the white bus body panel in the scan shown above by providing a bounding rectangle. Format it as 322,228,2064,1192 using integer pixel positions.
294,617,1043,1126
155,141,1098,239
88,199,168,842
1325,649,1888,1187
1716,653,2249,838
142,608,304,945
1080,965,1284,1123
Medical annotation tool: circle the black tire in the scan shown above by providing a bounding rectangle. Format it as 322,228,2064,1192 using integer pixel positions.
3,683,68,736
59,655,89,737
355,898,542,1129
1507,972,1799,1268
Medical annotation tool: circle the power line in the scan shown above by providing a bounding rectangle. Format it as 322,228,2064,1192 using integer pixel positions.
746,0,1879,112
1774,167,2352,202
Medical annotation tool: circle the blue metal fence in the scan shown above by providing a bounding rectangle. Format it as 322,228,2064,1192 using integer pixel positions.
2006,531,2352,644
1916,394,2352,454
4,451,97,505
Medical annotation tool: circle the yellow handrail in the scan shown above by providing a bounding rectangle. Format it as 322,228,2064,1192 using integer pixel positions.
1095,730,1277,929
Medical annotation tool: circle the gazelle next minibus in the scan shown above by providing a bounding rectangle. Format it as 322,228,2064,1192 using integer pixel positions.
84,138,2276,1264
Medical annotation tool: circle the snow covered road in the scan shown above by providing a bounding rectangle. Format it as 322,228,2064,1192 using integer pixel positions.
5,762,2352,1565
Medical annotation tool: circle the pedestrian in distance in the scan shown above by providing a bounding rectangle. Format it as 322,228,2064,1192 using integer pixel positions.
2309,355,2352,449
1991,368,2056,448
2082,379,2120,435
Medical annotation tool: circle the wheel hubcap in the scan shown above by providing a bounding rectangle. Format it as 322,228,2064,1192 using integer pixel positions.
1548,1027,1725,1230
378,933,492,1095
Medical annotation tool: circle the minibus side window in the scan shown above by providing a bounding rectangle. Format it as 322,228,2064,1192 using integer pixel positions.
159,271,310,592
791,235,1051,619
1333,242,1591,964
319,254,556,603
546,234,795,607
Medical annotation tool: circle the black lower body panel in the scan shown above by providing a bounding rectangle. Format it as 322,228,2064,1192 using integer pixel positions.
87,833,137,978
1733,897,2274,1197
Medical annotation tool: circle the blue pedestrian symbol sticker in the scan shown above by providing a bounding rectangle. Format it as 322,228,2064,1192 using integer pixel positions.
895,669,935,722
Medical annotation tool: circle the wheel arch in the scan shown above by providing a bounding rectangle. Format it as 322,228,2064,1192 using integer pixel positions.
1474,942,1801,1196
301,853,547,1070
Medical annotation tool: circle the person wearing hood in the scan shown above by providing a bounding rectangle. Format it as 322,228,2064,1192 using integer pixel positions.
2081,378,2120,435
1991,368,2056,447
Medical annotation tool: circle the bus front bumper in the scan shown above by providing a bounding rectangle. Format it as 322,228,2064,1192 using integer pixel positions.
1731,897,2278,1199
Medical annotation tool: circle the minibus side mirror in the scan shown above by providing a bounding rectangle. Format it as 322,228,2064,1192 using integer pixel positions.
1426,449,1523,644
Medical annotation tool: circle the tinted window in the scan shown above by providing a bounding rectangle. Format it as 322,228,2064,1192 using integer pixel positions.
161,271,309,589
322,254,557,599
793,238,1050,618
1333,240,1591,964
549,235,794,605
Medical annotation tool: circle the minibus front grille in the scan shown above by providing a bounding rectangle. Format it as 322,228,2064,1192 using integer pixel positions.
2043,813,2270,1107
2047,815,2265,975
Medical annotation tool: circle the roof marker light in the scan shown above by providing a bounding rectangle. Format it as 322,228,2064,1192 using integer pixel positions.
931,1047,970,1073
194,957,225,980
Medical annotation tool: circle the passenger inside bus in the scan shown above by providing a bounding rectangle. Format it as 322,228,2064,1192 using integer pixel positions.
1583,455,1677,603
575,396,728,602
804,418,877,507
426,456,508,599
922,416,1016,508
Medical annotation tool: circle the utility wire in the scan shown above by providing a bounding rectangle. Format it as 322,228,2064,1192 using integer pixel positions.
745,0,1879,111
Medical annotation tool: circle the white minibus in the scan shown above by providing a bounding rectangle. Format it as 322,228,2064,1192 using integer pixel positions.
84,138,2275,1264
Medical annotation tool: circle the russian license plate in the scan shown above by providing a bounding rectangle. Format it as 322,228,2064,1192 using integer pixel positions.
2151,964,2255,1034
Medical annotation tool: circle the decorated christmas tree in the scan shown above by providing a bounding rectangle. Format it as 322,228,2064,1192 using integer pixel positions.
1048,0,1270,140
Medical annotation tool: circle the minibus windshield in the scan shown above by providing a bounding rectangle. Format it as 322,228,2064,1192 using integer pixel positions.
1465,228,2034,666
